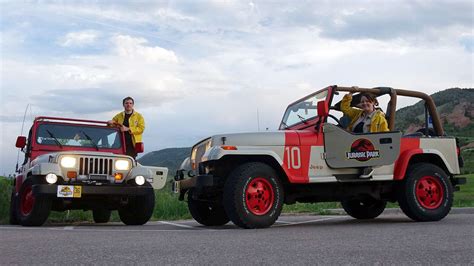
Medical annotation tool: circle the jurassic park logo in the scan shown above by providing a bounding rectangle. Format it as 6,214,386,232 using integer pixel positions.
346,138,380,162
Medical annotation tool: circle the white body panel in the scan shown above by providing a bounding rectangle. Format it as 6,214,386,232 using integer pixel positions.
420,138,460,174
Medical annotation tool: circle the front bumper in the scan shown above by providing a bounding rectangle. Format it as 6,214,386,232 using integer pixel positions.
32,184,152,197
172,174,216,193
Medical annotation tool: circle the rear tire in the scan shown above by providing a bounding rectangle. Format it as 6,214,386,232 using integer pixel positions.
92,209,112,223
9,189,19,225
223,162,283,229
188,189,229,226
16,178,51,226
341,197,386,219
119,183,155,225
398,163,453,221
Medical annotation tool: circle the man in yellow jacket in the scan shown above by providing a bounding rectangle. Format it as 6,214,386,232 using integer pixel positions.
108,97,145,158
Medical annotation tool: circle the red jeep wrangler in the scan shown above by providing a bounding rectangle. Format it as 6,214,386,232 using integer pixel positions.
10,117,168,226
174,86,466,229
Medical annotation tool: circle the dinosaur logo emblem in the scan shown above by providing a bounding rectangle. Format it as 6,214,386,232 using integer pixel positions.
346,138,380,162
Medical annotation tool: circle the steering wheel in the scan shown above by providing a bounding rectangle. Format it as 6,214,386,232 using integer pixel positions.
327,114,343,127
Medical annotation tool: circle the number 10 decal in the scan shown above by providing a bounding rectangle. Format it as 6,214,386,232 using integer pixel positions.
285,147,301,169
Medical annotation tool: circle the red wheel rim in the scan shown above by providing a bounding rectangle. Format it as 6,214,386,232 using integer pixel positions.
415,176,444,209
245,177,274,215
20,185,35,216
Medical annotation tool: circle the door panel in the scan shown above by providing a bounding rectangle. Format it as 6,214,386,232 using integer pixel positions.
323,124,401,168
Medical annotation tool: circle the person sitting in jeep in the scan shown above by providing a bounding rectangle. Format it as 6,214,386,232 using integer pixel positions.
340,92,389,178
341,92,389,133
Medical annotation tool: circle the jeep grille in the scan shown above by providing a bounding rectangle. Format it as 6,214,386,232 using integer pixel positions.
79,157,113,176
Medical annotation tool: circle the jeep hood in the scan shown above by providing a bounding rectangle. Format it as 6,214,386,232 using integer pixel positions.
208,131,299,147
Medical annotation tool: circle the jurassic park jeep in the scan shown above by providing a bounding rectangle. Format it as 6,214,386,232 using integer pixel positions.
174,86,466,229
10,117,168,226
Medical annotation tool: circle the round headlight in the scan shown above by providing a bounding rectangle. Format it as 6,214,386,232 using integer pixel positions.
135,175,145,186
45,173,58,184
115,159,130,171
60,157,76,168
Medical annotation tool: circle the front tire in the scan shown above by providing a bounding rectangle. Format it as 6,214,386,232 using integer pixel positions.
223,162,283,229
92,209,112,223
118,183,155,225
16,178,51,226
341,197,386,219
9,189,19,225
398,163,453,221
188,189,229,226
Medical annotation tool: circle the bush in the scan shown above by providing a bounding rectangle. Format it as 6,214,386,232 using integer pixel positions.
0,177,13,224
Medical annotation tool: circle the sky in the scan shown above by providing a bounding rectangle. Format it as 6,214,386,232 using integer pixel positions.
0,0,473,175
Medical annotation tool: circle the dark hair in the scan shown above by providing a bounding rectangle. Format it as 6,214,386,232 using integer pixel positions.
360,93,379,106
122,96,134,105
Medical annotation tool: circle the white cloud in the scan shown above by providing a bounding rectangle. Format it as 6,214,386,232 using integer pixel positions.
58,30,100,47
112,35,178,63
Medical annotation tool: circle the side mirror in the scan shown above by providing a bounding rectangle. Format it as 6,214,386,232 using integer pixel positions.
16,136,27,149
317,100,328,117
135,142,144,153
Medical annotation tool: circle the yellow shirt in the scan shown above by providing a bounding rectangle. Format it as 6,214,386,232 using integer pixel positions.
112,111,145,145
341,94,389,133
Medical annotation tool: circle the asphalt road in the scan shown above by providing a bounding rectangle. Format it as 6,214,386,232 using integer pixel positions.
1,212,473,265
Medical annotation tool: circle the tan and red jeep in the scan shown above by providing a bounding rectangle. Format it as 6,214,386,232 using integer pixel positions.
10,117,168,226
174,86,466,229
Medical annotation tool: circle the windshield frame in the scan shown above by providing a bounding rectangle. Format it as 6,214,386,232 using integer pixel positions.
279,87,330,130
34,122,123,151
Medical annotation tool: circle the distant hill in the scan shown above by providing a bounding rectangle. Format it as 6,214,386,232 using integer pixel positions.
138,147,191,176
395,88,473,146
140,88,473,176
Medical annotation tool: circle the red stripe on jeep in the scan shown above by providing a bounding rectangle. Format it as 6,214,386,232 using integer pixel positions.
283,130,322,183
283,131,304,183
394,138,422,180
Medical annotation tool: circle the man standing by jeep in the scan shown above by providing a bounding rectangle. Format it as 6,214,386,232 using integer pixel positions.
108,97,145,158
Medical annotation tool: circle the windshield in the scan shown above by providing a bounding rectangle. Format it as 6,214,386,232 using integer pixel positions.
36,123,122,149
280,89,328,129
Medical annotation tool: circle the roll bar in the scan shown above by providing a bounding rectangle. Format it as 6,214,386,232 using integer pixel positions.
334,86,443,136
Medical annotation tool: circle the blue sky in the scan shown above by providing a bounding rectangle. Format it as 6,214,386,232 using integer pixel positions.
1,0,473,174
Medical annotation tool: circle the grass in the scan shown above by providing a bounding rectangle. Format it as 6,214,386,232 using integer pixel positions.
0,174,472,224
453,174,474,207
0,177,12,224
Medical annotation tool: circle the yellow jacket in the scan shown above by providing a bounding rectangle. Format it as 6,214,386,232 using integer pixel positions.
341,94,389,133
112,111,145,145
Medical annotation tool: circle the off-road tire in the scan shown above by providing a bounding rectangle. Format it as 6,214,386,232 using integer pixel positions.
16,178,51,226
9,189,19,225
223,162,283,229
187,188,229,226
118,183,155,225
341,198,386,219
92,209,112,223
398,163,453,221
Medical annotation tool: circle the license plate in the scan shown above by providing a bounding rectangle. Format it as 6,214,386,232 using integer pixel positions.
57,185,82,198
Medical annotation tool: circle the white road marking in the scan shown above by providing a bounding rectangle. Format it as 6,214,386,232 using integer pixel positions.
275,220,294,224
157,221,197,229
63,226,74,230
273,216,347,227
